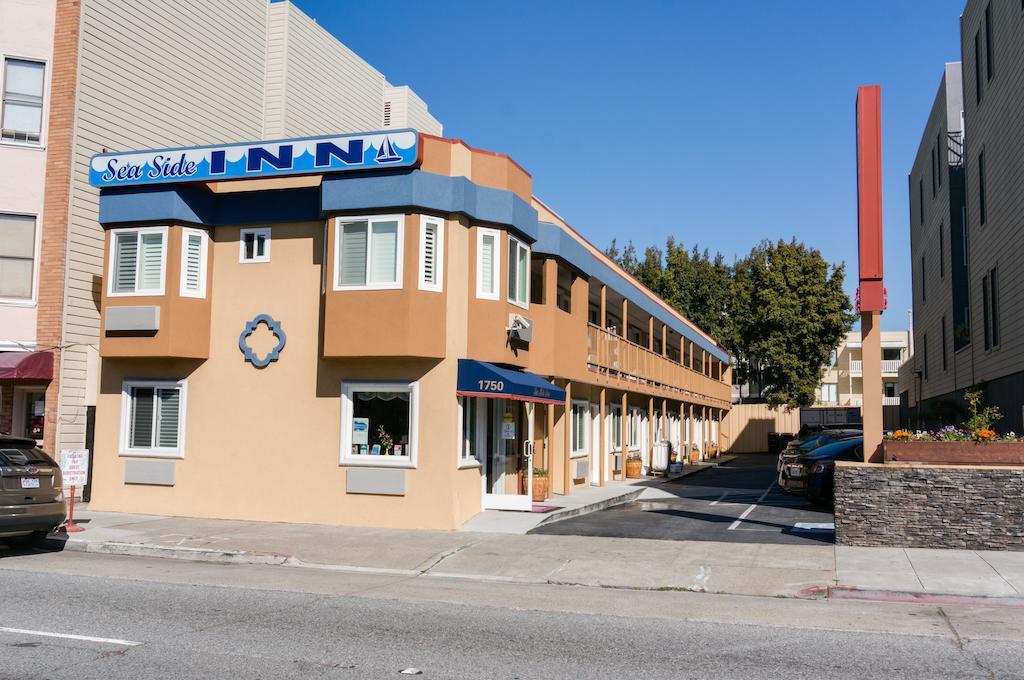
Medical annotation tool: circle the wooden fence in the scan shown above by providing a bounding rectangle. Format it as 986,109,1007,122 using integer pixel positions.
726,403,801,453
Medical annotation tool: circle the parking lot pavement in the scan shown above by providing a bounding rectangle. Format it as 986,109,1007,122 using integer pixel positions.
531,454,835,545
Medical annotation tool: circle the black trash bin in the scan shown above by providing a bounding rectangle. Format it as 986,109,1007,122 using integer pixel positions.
767,432,782,456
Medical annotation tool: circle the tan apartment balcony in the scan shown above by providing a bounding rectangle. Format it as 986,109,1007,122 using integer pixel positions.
883,396,901,406
585,324,730,405
849,359,901,375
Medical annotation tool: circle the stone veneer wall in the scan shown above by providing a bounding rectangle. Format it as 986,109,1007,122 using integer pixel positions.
835,463,1024,551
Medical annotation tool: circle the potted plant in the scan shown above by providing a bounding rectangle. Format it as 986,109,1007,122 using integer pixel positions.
625,452,643,478
378,426,393,456
531,468,549,502
884,389,1024,465
689,445,701,465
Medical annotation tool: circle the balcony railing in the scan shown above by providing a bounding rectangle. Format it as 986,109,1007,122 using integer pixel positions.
849,359,901,374
586,324,725,399
883,396,900,406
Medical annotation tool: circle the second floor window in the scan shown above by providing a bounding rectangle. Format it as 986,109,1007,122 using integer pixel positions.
507,235,530,308
2,58,45,143
240,227,270,263
476,228,500,300
335,216,402,290
110,227,167,296
0,213,36,300
418,217,444,292
820,383,837,403
179,228,208,298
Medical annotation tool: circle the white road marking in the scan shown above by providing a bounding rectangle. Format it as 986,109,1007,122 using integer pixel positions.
727,484,774,530
709,492,730,506
0,626,141,647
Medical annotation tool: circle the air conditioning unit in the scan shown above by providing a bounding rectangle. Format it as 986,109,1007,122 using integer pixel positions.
507,313,533,343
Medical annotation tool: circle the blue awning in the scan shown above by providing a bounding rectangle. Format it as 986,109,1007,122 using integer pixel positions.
456,360,566,405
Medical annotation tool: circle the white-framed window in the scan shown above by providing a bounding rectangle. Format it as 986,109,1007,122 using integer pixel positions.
239,227,270,263
507,235,530,308
341,381,418,467
179,228,209,298
418,216,444,292
820,383,838,403
476,227,500,300
458,396,483,468
334,215,403,290
2,57,45,144
628,408,643,449
608,404,623,451
570,400,589,458
108,226,168,296
119,379,186,458
0,212,37,301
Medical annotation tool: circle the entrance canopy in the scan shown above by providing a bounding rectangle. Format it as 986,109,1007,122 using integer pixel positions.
456,360,565,405
0,351,53,381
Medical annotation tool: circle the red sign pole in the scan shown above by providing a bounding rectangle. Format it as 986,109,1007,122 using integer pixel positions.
65,484,84,533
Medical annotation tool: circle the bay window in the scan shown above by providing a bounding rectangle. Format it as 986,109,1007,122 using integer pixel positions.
419,216,444,292
179,228,209,298
476,227,500,300
120,380,186,458
108,226,168,296
507,235,530,308
335,215,403,290
341,381,418,467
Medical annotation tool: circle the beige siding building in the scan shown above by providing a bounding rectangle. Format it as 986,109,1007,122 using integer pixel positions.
38,0,442,467
816,331,909,408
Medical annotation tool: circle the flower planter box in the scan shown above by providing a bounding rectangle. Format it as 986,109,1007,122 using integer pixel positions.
884,440,1024,466
625,458,643,478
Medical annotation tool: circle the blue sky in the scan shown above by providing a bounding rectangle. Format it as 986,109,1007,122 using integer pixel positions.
296,0,966,331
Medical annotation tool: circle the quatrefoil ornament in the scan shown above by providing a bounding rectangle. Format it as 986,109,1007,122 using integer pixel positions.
238,314,286,368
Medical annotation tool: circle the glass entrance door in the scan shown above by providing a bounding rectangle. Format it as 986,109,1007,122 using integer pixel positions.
482,399,533,511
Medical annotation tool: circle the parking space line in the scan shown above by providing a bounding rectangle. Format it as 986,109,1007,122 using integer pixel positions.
709,492,729,506
0,626,141,647
727,484,774,531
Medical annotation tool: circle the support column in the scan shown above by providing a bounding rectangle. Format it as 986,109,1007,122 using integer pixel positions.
647,396,655,473
688,403,694,462
620,392,628,479
661,325,668,357
679,401,686,463
600,285,607,328
563,382,573,495
647,316,655,351
862,310,883,462
701,405,708,460
598,388,607,486
545,402,554,474
620,299,629,338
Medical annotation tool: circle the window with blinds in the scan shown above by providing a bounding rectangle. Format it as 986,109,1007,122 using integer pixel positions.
419,217,444,292
335,216,403,289
110,227,167,295
180,228,208,298
2,58,45,143
123,381,185,456
476,228,500,299
507,235,530,308
0,213,36,300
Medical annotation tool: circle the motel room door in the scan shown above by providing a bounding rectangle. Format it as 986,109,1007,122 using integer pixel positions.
482,399,534,511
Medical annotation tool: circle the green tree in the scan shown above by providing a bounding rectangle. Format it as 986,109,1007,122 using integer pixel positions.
730,239,855,407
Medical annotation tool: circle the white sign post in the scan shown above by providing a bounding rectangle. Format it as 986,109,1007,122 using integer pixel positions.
59,449,89,533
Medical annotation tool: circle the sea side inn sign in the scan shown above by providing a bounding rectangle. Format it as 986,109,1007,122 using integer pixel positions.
89,129,419,188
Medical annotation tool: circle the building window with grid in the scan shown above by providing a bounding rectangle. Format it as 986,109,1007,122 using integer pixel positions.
0,213,36,300
1,58,45,144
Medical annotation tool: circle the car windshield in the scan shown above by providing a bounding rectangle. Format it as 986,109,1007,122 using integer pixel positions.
0,446,53,466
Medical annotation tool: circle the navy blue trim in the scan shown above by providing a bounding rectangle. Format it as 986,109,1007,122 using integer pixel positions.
97,171,726,361
456,360,566,405
534,221,728,362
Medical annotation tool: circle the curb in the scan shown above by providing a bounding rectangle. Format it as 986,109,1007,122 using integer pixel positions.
62,538,291,566
531,488,645,529
797,584,1024,608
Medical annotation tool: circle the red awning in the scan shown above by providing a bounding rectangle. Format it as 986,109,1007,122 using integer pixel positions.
0,351,54,380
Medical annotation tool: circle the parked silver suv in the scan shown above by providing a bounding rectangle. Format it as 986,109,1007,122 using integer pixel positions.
1,434,66,546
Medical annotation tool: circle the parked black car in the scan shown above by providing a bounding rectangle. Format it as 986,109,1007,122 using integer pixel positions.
802,437,865,505
0,434,66,546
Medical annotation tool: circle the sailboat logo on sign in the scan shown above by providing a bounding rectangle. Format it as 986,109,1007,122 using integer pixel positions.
375,136,403,163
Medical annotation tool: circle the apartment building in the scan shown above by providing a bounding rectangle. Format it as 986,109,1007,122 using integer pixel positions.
84,131,731,530
901,1,1024,432
817,331,910,408
3,0,439,470
0,0,56,440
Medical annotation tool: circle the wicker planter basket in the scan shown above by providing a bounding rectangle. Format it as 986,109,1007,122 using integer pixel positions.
625,457,643,478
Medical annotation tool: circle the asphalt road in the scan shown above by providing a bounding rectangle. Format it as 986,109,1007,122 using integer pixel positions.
532,454,835,544
2,551,1024,679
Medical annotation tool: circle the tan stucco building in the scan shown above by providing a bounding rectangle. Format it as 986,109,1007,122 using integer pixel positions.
815,330,909,408
87,132,732,530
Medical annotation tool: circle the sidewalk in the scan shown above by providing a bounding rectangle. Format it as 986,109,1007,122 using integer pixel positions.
48,506,1024,604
